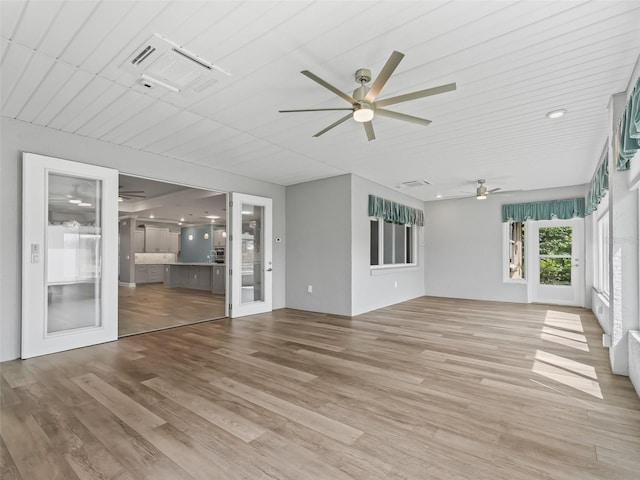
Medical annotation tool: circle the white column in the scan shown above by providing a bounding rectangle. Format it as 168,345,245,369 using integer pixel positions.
608,92,640,375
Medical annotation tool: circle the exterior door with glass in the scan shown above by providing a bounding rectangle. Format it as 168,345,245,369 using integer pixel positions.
22,153,119,358
528,219,584,306
230,193,272,317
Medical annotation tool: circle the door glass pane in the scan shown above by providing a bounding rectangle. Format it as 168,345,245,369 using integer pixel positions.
241,203,264,303
539,258,572,285
539,226,572,255
47,173,102,334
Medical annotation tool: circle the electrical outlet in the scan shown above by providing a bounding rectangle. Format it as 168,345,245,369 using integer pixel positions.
307,285,312,293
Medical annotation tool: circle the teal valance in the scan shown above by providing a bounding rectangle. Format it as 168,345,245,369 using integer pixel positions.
368,195,424,226
501,198,585,223
616,75,640,171
586,153,609,215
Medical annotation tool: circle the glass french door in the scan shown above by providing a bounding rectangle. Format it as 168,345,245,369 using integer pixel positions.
230,193,272,317
528,219,584,306
22,153,118,358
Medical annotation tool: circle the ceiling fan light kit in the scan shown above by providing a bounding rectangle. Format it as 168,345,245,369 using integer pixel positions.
279,51,456,141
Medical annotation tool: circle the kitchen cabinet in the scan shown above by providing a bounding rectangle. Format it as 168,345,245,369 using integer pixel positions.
168,232,180,253
144,227,170,253
134,230,145,253
135,265,148,283
135,264,164,284
212,265,225,294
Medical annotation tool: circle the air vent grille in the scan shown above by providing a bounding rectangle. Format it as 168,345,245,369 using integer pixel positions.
398,180,431,188
120,34,230,96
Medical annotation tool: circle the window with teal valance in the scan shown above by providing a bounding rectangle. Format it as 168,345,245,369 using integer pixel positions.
586,152,609,215
368,195,424,226
501,198,585,223
616,76,640,171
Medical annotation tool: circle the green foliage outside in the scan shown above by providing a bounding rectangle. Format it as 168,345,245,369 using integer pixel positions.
539,227,572,285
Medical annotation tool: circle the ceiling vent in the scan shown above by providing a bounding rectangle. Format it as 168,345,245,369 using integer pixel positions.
397,180,431,188
121,34,230,95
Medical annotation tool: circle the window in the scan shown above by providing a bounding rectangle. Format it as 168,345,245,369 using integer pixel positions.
506,221,525,280
370,219,416,267
596,211,610,299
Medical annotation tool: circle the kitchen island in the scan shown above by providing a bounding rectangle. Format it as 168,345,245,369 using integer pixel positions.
163,263,225,294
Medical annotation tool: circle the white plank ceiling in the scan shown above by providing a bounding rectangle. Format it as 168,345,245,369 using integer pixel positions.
2,0,639,200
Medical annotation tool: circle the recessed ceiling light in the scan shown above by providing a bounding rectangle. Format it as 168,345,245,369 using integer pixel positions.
149,214,154,219
206,215,219,219
546,109,566,119
178,222,182,225
210,219,215,223
436,194,442,198
69,199,82,204
180,217,185,222
79,202,92,207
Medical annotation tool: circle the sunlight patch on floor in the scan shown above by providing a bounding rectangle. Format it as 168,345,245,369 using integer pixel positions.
540,326,589,352
532,350,602,399
543,310,584,332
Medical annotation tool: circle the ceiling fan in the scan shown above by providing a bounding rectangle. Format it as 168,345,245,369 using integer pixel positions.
279,51,456,141
441,179,502,200
118,186,146,201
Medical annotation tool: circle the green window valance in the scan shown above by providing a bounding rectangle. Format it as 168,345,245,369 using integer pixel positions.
368,195,424,226
501,198,585,223
615,75,640,171
586,152,609,215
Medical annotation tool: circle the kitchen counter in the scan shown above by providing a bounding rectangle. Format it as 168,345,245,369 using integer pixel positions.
164,263,225,293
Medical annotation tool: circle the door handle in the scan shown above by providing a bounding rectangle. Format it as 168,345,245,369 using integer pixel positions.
266,268,273,272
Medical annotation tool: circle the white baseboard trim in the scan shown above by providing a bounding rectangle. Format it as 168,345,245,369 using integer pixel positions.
119,282,136,287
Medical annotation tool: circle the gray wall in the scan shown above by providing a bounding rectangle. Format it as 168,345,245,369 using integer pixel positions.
180,225,214,263
350,175,426,316
285,175,352,315
424,184,588,303
0,117,286,361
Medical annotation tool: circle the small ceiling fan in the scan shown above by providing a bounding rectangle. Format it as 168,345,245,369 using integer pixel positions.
279,51,456,141
118,186,146,201
442,179,502,200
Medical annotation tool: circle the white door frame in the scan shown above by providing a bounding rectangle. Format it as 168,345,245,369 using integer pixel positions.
230,192,272,317
22,153,119,358
527,218,584,307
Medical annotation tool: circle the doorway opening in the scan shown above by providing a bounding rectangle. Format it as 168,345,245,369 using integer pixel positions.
117,174,227,336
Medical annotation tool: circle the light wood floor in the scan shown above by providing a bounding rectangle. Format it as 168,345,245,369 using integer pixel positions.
118,284,226,336
2,297,639,479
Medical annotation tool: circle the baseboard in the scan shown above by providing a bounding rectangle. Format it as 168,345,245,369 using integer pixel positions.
119,282,136,287
629,331,640,399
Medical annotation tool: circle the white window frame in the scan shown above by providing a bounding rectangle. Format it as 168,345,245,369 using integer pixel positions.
370,218,418,270
503,220,527,283
595,194,610,301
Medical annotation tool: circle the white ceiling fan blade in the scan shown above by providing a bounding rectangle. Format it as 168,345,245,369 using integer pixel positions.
376,108,431,126
312,113,352,137
363,121,375,141
375,82,456,108
488,187,502,193
301,70,357,105
279,107,353,113
364,51,404,104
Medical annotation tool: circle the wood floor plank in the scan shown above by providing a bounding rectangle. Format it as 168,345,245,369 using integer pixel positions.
71,373,166,432
142,376,266,443
210,376,364,445
1,296,639,479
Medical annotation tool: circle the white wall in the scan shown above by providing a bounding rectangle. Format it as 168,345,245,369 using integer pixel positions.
350,175,426,316
0,117,286,361
285,175,352,316
424,185,588,303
